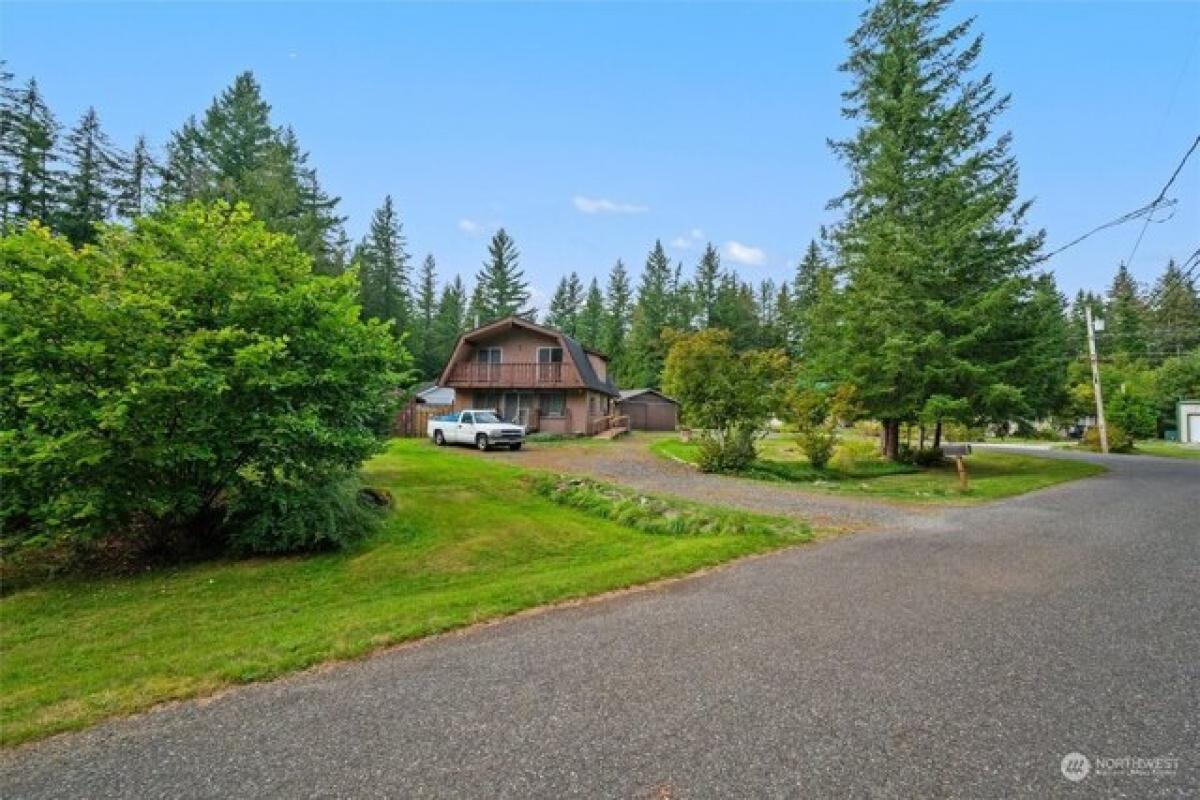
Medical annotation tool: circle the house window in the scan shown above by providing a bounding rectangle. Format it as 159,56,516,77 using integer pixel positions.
477,347,502,364
537,347,563,383
539,392,566,417
474,391,502,411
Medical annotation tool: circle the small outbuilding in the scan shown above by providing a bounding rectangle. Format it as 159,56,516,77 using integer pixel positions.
1178,399,1200,444
616,388,680,431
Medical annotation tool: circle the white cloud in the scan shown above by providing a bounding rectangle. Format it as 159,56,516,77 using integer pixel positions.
669,228,706,250
572,195,648,215
457,218,482,235
724,240,766,266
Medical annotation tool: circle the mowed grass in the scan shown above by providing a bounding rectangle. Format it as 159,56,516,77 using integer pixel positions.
1130,440,1200,460
653,436,1105,503
0,439,807,746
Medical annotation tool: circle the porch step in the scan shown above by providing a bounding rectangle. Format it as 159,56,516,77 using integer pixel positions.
593,426,630,440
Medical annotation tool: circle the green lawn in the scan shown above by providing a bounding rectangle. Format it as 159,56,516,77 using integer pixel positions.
1131,440,1200,460
653,436,1105,503
0,440,808,746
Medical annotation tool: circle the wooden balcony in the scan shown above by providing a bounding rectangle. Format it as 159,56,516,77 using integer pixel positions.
445,362,570,388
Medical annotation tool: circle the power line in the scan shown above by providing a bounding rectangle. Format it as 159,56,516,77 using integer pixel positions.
1038,132,1200,264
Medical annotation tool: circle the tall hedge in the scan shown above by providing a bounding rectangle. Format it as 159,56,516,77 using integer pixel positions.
1,203,410,554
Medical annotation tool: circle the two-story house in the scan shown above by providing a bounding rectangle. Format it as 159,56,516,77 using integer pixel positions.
437,316,622,435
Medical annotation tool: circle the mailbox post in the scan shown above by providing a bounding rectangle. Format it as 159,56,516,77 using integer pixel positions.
942,443,972,491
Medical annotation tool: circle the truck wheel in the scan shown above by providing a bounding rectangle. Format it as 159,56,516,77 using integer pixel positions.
434,430,446,446
476,434,490,451
509,443,523,451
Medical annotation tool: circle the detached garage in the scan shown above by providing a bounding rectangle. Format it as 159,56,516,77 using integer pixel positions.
1178,400,1200,443
617,388,679,431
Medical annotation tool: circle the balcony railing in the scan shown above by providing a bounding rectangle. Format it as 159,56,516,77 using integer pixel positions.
446,362,567,387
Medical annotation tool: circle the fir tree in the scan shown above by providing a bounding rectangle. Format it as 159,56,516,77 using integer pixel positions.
356,195,411,336
0,63,19,227
603,259,633,372
622,240,673,387
1150,259,1200,358
410,254,441,377
545,271,584,335
577,278,606,350
116,135,157,220
5,78,59,224
432,276,469,370
473,228,531,323
693,243,722,327
821,0,1044,457
1105,263,1149,359
56,107,124,245
159,72,341,271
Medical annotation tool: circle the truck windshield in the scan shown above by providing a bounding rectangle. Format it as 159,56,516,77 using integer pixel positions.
473,412,502,424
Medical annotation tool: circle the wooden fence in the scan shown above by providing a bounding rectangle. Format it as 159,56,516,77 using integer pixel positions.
393,405,448,438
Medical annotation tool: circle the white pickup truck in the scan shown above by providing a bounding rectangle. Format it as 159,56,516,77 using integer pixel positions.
427,410,525,451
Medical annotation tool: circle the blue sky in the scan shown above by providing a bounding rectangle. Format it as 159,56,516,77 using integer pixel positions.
3,1,1198,308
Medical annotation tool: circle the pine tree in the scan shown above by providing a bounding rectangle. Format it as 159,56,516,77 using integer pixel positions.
467,280,488,329
603,259,633,372
116,135,157,220
158,72,341,271
1105,263,1149,359
473,228,531,323
56,107,124,245
1150,259,1200,358
432,276,469,370
0,63,19,227
577,278,606,350
5,78,59,224
693,243,722,327
821,0,1043,457
356,195,411,336
710,272,760,352
666,260,695,332
410,254,441,377
545,271,583,335
623,240,673,387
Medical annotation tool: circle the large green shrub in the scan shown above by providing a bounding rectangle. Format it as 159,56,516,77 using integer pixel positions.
661,329,788,473
1,203,409,555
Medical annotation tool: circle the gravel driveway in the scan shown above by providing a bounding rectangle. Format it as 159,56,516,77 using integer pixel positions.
489,434,931,531
3,447,1197,798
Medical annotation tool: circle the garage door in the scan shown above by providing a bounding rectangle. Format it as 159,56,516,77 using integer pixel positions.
1189,414,1200,444
624,402,677,431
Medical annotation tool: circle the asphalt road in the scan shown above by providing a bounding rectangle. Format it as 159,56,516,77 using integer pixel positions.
3,448,1197,798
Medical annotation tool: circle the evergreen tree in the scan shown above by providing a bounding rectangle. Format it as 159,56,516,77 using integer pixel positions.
693,243,722,327
56,107,124,245
5,78,59,224
1105,263,1149,359
791,240,827,346
820,0,1043,457
545,271,584,335
622,240,673,387
432,276,469,370
603,259,633,372
158,72,341,271
666,260,695,332
710,272,760,352
410,254,440,377
1150,259,1200,358
473,228,531,323
0,63,20,227
116,135,157,220
356,195,411,336
577,278,606,350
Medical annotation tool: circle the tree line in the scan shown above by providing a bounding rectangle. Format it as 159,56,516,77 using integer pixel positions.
3,0,1198,460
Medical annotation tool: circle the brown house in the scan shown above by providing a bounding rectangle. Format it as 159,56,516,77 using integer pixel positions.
438,316,622,435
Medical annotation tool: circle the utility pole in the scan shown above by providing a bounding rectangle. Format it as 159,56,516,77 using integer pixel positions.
1085,305,1109,454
